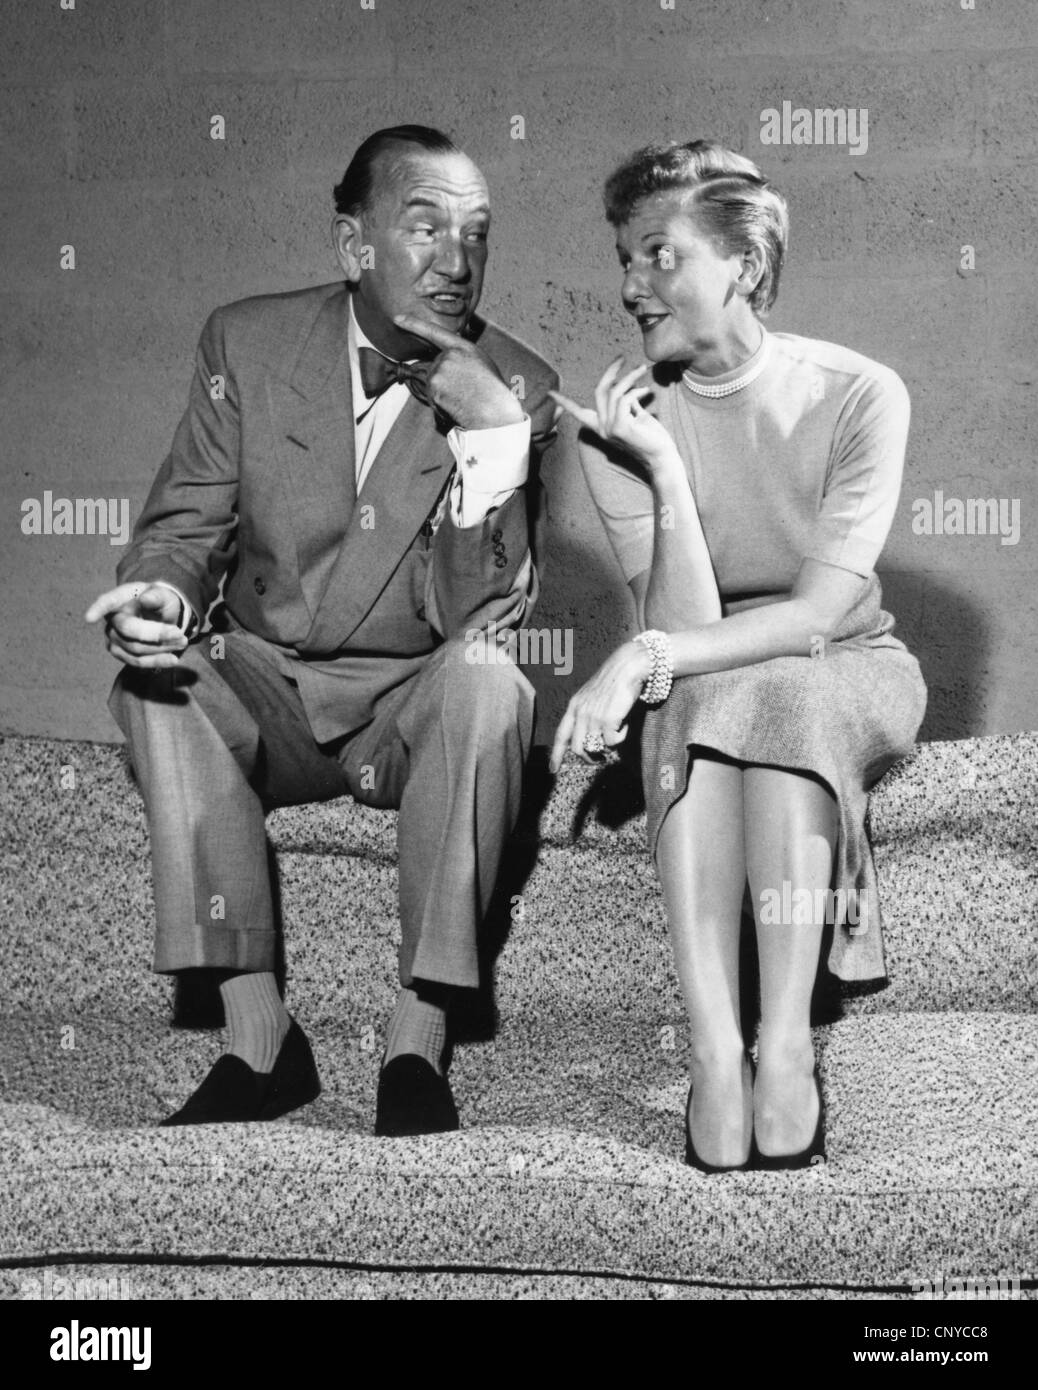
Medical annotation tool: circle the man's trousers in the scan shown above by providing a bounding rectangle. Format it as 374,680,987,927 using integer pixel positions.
109,627,535,990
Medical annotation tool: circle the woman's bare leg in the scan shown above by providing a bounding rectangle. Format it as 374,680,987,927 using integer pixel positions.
744,766,837,1156
656,753,751,1167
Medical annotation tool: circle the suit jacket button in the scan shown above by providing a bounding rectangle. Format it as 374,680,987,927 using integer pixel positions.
416,605,426,622
491,529,503,542
494,556,508,569
254,577,266,595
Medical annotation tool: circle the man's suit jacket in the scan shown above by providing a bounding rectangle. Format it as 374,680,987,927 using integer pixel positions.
117,281,560,742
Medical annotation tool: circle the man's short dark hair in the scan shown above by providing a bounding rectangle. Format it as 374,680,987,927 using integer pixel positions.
333,125,459,218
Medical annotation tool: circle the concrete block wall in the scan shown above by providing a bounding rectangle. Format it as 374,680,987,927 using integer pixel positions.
2,0,1035,743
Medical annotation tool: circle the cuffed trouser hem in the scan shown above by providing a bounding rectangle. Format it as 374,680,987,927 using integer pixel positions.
153,925,279,976
401,943,481,993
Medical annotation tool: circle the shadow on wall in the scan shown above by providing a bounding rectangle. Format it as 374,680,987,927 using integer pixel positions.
523,522,635,748
879,569,990,744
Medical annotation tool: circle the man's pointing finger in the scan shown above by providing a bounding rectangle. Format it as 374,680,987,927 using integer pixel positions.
85,582,146,623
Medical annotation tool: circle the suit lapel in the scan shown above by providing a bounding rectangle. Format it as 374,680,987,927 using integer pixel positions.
269,288,357,620
305,390,456,651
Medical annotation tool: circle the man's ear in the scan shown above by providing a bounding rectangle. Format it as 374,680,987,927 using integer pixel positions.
332,213,366,281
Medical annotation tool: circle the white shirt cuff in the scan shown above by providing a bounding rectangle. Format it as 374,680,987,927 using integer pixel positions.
150,581,198,636
446,417,531,528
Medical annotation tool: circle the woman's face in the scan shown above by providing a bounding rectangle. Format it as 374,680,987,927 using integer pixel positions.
615,192,750,363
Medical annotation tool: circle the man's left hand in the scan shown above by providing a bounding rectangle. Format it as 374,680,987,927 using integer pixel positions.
394,313,526,430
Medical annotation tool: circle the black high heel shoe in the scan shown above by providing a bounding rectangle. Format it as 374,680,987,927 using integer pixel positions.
753,1065,827,1170
684,1055,755,1173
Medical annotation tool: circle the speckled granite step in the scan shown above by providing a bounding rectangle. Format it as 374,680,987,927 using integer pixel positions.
2,734,1036,1022
8,1265,977,1301
1,733,1036,1293
2,1011,1035,1288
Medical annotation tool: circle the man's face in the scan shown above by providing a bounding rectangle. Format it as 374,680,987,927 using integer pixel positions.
335,148,491,360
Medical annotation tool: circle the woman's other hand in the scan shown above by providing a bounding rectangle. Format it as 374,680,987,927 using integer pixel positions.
549,357,680,474
549,640,654,774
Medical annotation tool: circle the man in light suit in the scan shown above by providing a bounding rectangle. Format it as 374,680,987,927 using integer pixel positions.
85,125,559,1136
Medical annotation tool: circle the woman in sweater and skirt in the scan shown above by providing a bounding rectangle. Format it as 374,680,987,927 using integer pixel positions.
548,140,926,1171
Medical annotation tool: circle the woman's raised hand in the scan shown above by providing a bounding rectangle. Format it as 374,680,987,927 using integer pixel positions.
549,357,679,472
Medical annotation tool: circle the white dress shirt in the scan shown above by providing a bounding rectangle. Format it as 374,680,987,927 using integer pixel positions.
348,300,531,527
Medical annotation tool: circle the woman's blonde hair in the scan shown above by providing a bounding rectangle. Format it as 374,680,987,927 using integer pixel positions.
603,139,790,314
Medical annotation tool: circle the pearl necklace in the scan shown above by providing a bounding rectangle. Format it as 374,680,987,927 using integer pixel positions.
682,334,770,398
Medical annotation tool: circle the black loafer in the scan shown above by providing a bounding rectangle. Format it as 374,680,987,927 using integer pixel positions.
375,1054,459,1137
160,1019,321,1126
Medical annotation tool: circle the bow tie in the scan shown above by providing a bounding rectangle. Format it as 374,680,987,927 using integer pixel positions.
358,346,432,406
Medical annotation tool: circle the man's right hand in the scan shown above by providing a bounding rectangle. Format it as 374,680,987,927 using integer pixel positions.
84,583,188,669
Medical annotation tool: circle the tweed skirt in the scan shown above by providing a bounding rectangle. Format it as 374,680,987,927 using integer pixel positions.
641,576,927,983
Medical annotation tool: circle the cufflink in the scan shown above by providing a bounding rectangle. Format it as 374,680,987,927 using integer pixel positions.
175,598,199,639
171,596,188,634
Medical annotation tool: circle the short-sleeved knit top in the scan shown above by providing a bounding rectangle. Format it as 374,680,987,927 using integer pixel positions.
580,330,910,612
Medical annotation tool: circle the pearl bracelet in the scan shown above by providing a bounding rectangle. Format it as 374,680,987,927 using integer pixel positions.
634,629,674,705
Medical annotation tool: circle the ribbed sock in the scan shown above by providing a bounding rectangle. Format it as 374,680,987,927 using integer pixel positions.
219,971,290,1074
384,983,450,1075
